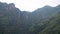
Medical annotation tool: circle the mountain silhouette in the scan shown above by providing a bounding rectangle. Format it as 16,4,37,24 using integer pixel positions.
0,2,60,34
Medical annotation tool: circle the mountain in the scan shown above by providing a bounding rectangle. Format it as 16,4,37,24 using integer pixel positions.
29,5,60,25
0,2,32,34
0,2,60,34
0,2,22,34
29,12,60,34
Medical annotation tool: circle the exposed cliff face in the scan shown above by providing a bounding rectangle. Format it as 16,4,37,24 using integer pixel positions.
0,2,22,34
0,2,31,34
0,2,60,34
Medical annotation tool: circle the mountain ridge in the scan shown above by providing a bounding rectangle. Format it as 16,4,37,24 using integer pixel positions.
0,2,60,34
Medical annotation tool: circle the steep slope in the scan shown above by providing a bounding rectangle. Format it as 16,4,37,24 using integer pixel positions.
0,2,22,34
29,12,60,34
39,12,60,34
0,2,31,34
0,2,30,34
0,2,60,34
29,5,60,25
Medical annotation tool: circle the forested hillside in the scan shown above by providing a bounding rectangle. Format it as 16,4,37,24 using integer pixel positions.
0,2,60,34
29,12,60,34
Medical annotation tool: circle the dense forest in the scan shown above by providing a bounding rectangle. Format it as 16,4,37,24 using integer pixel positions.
0,2,60,34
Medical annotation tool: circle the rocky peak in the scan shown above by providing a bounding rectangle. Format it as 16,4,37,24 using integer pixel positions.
8,3,15,9
0,2,15,11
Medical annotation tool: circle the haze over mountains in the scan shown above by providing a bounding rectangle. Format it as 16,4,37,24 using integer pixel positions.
0,2,60,34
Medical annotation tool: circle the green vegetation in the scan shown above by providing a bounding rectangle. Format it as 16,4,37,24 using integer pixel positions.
0,2,60,34
29,12,60,34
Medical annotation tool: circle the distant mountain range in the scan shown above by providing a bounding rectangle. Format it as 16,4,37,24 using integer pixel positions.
0,2,60,34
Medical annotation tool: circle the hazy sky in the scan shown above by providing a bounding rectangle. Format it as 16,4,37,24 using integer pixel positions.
0,0,60,12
